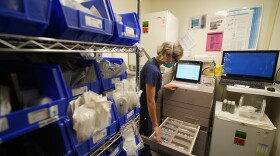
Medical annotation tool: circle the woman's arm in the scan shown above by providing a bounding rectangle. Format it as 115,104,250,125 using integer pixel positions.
146,83,162,143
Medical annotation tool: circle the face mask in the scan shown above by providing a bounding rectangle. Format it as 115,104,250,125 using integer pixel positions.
164,62,175,68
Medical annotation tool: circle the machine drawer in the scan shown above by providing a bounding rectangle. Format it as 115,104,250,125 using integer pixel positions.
163,100,211,119
163,89,213,108
142,117,200,156
163,109,210,128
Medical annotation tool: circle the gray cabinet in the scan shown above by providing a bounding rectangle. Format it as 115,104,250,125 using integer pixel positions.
162,83,215,156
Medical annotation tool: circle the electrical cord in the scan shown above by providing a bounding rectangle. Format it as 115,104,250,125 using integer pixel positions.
274,67,280,84
202,67,210,73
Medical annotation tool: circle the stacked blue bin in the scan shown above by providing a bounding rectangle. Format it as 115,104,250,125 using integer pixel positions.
105,0,140,46
99,138,123,156
62,60,101,99
0,120,74,156
64,98,119,156
44,0,113,42
0,62,69,143
0,0,52,36
28,120,74,156
118,107,140,128
95,58,127,92
106,12,141,46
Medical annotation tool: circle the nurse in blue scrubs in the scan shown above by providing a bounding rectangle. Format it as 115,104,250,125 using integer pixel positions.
140,42,184,155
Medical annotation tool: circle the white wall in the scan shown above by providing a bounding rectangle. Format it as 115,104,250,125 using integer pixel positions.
150,0,274,64
268,1,280,156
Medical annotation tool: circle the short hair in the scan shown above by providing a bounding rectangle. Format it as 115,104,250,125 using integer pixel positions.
157,41,184,63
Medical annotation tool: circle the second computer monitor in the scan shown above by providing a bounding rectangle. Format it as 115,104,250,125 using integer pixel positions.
222,50,279,82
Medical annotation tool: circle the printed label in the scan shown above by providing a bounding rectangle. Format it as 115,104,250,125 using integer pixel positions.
49,105,58,117
234,130,246,146
85,16,103,29
0,117,9,133
124,26,135,37
72,86,88,97
109,146,120,156
28,108,49,124
93,129,107,143
112,78,120,84
126,109,135,120
39,116,59,128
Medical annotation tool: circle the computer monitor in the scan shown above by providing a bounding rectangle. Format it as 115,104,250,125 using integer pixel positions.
174,60,203,83
222,50,279,82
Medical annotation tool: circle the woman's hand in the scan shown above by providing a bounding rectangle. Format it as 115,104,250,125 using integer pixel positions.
164,83,178,90
154,126,162,143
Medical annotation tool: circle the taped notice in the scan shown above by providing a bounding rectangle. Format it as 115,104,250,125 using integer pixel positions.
85,16,103,29
0,117,8,133
124,26,135,37
126,109,135,120
109,146,120,156
112,78,120,84
72,86,88,97
93,129,107,143
28,108,49,124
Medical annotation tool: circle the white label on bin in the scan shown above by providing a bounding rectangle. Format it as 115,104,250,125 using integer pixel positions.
112,78,120,84
49,105,58,117
72,86,88,97
93,129,107,143
126,109,135,119
28,108,49,124
124,26,135,37
0,118,9,133
109,146,120,156
85,16,103,29
39,115,59,128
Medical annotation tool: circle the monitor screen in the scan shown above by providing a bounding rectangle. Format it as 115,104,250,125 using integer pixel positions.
222,51,279,82
174,60,202,83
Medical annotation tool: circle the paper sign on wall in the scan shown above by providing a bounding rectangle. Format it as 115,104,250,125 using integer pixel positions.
206,32,223,51
142,21,149,33
209,16,225,32
188,15,207,30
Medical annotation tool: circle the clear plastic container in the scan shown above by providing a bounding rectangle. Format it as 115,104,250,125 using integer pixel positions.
238,94,266,120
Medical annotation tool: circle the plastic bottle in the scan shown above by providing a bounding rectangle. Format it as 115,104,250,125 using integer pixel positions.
230,101,236,114
222,99,227,112
226,101,231,112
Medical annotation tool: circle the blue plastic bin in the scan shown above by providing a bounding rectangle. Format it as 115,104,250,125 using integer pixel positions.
44,0,113,42
0,0,52,36
107,12,141,46
118,107,140,128
105,0,140,46
28,119,74,156
103,138,123,156
63,60,101,99
0,62,69,143
64,98,119,156
95,58,127,92
0,119,74,156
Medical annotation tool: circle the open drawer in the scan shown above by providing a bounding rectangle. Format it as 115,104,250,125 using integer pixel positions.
142,117,200,156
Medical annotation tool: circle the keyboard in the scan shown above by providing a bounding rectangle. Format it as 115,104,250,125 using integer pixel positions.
170,81,199,89
219,79,265,89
